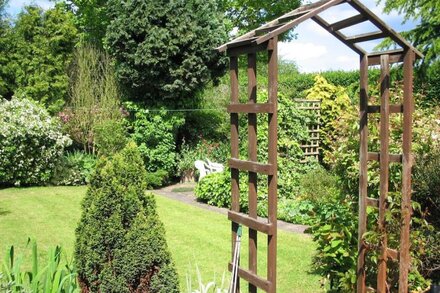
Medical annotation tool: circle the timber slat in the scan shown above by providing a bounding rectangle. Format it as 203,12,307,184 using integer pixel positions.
255,24,285,35
228,263,271,292
329,14,368,31
228,211,274,235
367,197,379,208
348,0,424,58
227,103,275,114
367,152,403,163
399,49,415,291
312,15,366,56
247,52,258,293
367,104,403,113
278,10,310,23
387,248,399,261
346,31,388,43
357,54,369,293
267,38,278,293
367,49,408,65
256,0,346,45
377,54,390,291
228,158,274,175
227,37,258,49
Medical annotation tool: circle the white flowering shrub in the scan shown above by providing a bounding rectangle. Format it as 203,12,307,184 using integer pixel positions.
0,97,71,186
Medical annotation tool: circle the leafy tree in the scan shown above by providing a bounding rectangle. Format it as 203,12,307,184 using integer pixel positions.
380,0,439,68
6,4,78,113
64,0,109,45
0,0,13,98
124,102,185,177
105,0,227,106
75,142,179,292
218,0,301,38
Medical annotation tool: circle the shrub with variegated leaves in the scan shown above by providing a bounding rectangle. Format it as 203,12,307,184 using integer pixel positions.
0,97,71,186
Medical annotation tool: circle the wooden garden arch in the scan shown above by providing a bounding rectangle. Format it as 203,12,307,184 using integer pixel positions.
216,0,423,292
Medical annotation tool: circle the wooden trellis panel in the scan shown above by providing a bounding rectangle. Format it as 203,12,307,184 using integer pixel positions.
357,49,415,293
296,99,321,161
226,37,278,293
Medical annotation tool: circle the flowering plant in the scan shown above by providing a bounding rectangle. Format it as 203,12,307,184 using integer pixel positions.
0,97,71,186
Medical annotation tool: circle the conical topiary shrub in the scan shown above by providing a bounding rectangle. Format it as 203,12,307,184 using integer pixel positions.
74,142,179,292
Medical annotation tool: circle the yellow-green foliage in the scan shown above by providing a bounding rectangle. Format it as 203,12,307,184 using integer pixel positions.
74,142,179,292
305,75,354,161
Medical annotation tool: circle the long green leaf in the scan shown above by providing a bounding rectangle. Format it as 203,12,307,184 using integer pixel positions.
32,239,38,281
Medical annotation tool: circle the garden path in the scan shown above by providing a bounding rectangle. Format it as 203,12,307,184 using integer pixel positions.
154,182,310,234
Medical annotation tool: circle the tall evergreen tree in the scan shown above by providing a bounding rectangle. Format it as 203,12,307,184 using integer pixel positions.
5,4,78,112
0,0,13,98
104,0,227,106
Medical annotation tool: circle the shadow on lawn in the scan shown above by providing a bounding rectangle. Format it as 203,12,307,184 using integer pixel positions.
0,207,11,216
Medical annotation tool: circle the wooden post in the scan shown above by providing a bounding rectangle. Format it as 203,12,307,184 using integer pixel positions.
230,56,240,292
399,49,414,293
267,37,278,293
247,52,258,293
357,53,368,293
377,54,390,292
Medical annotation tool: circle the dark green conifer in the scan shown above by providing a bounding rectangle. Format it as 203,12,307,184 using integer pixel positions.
75,142,179,292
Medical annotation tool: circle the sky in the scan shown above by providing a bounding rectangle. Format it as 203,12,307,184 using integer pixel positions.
5,0,419,73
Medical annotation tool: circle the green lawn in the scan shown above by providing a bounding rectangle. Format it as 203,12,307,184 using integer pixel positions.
0,186,321,292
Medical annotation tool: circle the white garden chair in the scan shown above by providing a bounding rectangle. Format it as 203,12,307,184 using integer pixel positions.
194,160,209,180
206,158,224,173
194,159,224,180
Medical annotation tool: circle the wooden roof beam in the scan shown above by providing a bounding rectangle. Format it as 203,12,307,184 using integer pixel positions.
312,15,366,55
329,14,368,31
367,49,406,65
216,0,341,52
348,0,423,58
278,11,310,23
255,24,285,35
346,31,388,43
226,37,258,49
256,0,346,45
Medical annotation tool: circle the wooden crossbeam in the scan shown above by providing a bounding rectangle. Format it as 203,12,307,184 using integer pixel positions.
255,24,285,35
368,49,407,65
229,158,274,175
228,211,275,234
278,10,310,23
329,14,368,31
367,104,403,113
312,15,366,55
227,103,275,113
227,37,258,49
367,152,403,163
228,263,271,292
367,197,379,208
256,0,346,45
387,248,399,261
346,31,388,43
348,0,423,58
